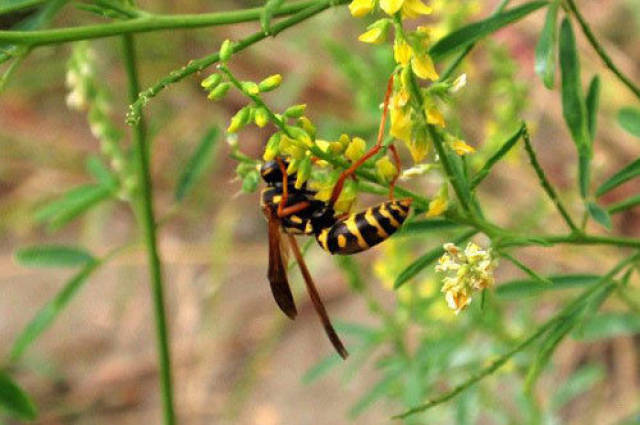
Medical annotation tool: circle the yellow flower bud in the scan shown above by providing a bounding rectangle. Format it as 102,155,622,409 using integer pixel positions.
207,82,231,100
426,197,448,217
219,39,233,62
426,106,445,128
280,136,306,160
338,133,351,149
286,126,313,147
451,139,475,155
393,37,412,66
375,156,398,183
287,158,300,174
295,157,312,189
284,104,307,118
407,127,430,163
201,73,222,89
258,74,282,92
227,106,251,133
359,27,385,44
380,0,404,15
348,0,374,17
254,107,269,128
401,0,432,18
263,133,280,161
345,137,367,161
412,53,438,81
241,81,260,95
390,106,412,143
297,116,316,139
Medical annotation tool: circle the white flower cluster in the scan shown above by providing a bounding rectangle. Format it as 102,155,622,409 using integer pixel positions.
65,43,96,111
436,242,496,314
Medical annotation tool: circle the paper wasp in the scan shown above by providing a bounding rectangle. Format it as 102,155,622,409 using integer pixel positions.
260,74,412,359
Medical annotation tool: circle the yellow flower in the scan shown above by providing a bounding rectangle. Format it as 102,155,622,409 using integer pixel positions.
345,137,367,161
380,0,404,15
359,27,385,44
426,106,445,128
445,287,472,314
411,53,438,81
393,37,412,65
375,156,398,183
407,127,430,163
390,105,412,143
401,0,432,18
451,139,475,155
348,0,375,16
426,196,447,217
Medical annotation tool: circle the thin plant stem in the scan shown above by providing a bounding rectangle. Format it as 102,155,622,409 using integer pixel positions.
121,34,176,425
565,0,640,101
126,0,344,126
0,0,345,46
393,252,640,419
438,0,511,82
521,124,580,233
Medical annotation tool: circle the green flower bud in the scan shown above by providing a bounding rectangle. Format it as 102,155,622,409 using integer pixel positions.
227,106,252,133
242,170,260,193
263,133,280,160
338,133,350,148
254,107,270,128
286,126,313,147
295,157,312,189
284,104,307,118
201,73,222,89
219,39,234,62
241,81,260,95
207,82,231,100
345,137,366,161
286,158,300,175
280,135,306,160
258,74,282,92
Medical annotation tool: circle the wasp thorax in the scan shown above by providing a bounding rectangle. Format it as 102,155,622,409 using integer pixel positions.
311,206,337,234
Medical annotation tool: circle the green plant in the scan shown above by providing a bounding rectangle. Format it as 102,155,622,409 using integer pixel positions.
1,0,639,423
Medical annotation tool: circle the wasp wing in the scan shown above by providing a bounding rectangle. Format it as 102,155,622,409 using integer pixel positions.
287,234,348,359
265,206,298,319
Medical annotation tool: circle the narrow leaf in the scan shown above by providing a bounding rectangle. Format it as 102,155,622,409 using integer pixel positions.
175,127,219,201
302,354,342,384
394,230,476,289
585,76,601,141
501,252,552,285
349,374,395,418
429,1,548,62
34,184,112,230
14,245,94,268
496,274,600,299
10,260,100,361
608,194,640,215
618,107,640,138
0,370,37,420
395,219,461,235
574,313,640,341
471,125,523,188
586,201,612,230
596,157,640,197
260,0,284,34
86,155,117,189
551,364,604,409
534,0,559,89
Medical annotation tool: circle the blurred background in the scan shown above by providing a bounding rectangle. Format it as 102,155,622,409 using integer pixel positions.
1,0,640,423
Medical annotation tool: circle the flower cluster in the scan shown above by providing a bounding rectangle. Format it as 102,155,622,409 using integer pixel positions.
65,42,133,200
436,242,497,314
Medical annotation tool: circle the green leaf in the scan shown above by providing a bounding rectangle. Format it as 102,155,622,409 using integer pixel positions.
618,107,640,138
349,374,395,418
86,156,118,190
175,127,219,201
302,354,342,384
10,260,100,361
501,252,553,285
586,201,612,230
34,184,112,230
534,0,559,89
14,245,94,268
260,0,284,34
429,1,548,62
395,219,461,235
496,274,600,299
551,364,604,409
596,157,640,197
559,18,591,198
394,230,476,289
471,125,523,188
585,76,601,141
0,370,37,421
608,194,640,215
573,313,640,341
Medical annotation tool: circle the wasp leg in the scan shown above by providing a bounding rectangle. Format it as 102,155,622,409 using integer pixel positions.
287,234,349,359
278,201,311,218
329,73,395,207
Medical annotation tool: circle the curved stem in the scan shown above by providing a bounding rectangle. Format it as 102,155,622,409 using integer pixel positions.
126,0,347,126
0,0,331,46
565,0,640,101
122,34,176,425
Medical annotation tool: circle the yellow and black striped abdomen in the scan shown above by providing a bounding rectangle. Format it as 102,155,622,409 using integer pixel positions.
316,199,412,255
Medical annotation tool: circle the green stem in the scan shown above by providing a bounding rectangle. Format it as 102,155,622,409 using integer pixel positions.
437,0,511,81
521,124,579,233
565,0,640,101
0,0,342,46
122,34,176,425
126,0,345,126
393,252,640,419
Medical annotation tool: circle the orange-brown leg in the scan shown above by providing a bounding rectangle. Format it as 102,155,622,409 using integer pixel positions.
278,201,311,218
329,73,395,207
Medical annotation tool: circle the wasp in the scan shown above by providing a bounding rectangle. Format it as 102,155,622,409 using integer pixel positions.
260,74,412,359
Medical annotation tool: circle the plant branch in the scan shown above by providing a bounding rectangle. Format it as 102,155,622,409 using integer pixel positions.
122,34,176,425
565,0,640,101
0,0,343,46
393,252,640,419
126,0,345,126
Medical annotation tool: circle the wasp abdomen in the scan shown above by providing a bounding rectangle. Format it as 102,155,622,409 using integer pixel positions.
316,199,412,255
